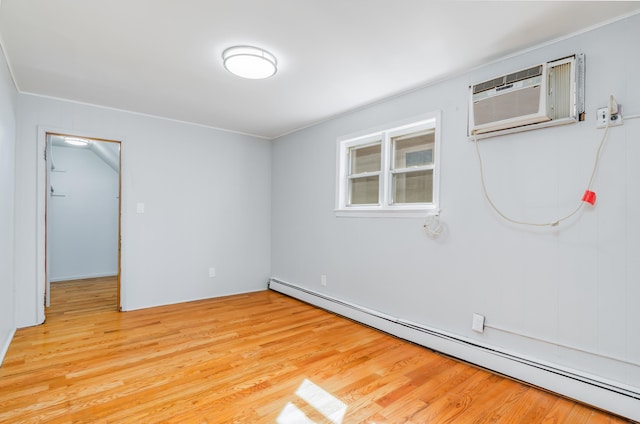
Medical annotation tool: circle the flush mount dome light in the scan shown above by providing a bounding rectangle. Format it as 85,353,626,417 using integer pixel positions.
222,46,277,79
64,137,90,146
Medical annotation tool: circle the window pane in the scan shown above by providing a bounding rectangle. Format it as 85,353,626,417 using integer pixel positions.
392,170,433,204
350,143,381,174
392,130,434,169
349,176,379,205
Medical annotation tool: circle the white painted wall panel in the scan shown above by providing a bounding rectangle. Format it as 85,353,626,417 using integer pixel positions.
0,43,17,363
14,95,271,326
271,13,640,410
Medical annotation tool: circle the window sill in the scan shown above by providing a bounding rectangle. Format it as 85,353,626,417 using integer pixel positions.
335,206,437,218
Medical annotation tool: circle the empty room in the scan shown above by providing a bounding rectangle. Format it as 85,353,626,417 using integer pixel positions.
1,1,639,422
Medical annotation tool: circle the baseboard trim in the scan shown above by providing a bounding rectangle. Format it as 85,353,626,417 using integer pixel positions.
269,278,640,422
0,328,16,367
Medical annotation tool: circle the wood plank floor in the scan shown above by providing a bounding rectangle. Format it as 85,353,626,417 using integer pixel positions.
0,278,630,423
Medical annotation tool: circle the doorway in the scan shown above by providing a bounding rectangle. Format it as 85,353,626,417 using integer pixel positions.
45,133,122,311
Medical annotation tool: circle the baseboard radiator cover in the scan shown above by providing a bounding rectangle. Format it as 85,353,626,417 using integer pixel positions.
269,278,640,422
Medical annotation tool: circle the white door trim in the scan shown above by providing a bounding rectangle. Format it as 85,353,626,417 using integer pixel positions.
36,126,126,320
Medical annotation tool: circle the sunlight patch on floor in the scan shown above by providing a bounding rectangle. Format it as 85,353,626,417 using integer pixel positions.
277,379,347,424
277,402,317,424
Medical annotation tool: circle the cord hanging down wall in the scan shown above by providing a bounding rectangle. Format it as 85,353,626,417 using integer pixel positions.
471,94,636,228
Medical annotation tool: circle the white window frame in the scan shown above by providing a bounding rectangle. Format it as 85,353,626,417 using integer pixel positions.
343,134,383,207
336,111,441,218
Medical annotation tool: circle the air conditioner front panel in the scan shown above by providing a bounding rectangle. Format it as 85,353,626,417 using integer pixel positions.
472,85,551,133
467,55,583,139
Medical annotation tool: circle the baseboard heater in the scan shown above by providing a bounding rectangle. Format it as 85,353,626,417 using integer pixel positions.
269,278,640,422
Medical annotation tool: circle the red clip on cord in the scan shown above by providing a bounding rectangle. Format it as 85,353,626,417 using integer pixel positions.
582,190,596,206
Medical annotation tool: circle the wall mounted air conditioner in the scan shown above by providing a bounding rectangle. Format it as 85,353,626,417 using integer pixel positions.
468,54,584,139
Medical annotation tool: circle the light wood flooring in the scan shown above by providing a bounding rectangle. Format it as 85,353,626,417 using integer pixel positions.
0,278,630,423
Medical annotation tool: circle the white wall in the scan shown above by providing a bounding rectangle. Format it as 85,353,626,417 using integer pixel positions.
14,95,272,326
0,43,17,363
49,145,119,281
271,13,640,416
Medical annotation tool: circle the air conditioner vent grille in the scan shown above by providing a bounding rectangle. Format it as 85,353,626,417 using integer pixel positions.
473,76,506,94
548,62,572,120
473,65,544,95
505,65,544,84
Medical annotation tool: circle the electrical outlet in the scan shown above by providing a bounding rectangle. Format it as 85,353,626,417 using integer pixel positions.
472,313,485,333
596,107,608,128
320,275,327,286
209,267,216,278
596,104,623,129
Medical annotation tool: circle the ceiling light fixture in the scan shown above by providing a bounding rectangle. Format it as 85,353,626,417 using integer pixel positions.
222,46,277,80
64,137,90,146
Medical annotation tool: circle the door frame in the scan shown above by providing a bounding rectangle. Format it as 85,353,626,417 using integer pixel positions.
36,126,125,321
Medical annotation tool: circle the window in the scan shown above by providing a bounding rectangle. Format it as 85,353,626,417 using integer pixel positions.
336,112,440,217
348,141,381,205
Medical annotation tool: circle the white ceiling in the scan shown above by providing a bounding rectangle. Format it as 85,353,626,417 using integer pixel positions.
1,1,639,139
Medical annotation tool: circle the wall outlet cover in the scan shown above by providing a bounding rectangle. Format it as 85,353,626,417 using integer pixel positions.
472,313,485,333
596,104,623,129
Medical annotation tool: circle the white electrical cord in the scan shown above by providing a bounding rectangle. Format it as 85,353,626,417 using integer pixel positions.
473,122,612,228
